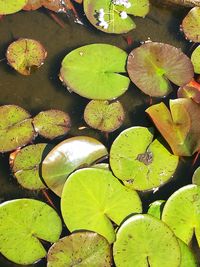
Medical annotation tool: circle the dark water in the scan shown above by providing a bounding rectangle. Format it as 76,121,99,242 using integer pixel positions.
0,2,199,266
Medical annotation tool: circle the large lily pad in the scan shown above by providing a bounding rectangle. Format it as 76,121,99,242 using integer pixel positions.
59,44,130,100
0,105,35,153
6,38,47,75
42,136,108,196
47,232,111,267
61,168,142,244
33,110,71,139
10,144,49,190
113,214,181,267
110,127,179,191
182,7,200,43
162,184,200,245
84,100,125,132
191,45,200,73
178,79,200,104
0,198,62,265
127,42,194,97
0,0,27,15
83,0,149,34
146,98,200,156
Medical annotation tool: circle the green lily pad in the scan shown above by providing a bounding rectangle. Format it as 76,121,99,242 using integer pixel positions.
146,98,200,156
0,105,35,153
83,0,149,34
33,110,71,139
84,100,125,132
178,239,198,267
59,44,130,100
127,42,194,97
0,198,62,265
182,7,200,43
42,136,108,196
61,168,142,244
178,79,200,104
0,0,27,15
6,38,47,75
110,127,179,191
113,214,181,267
147,200,165,219
191,45,200,73
10,144,49,190
192,167,200,186
47,232,111,267
162,184,200,245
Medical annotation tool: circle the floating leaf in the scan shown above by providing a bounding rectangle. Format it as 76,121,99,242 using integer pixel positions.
162,184,200,245
113,214,181,267
42,136,108,196
6,38,47,75
10,144,49,190
83,0,149,34
23,0,42,10
47,232,111,267
182,7,200,43
84,100,125,132
178,79,200,104
192,167,200,186
0,0,27,15
146,98,200,156
127,42,194,97
110,127,178,191
60,44,130,100
178,239,198,267
33,110,71,139
191,45,200,73
147,200,165,219
0,198,62,265
61,168,142,243
0,105,35,153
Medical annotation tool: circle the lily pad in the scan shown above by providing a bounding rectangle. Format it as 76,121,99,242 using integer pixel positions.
61,168,142,243
84,100,125,132
191,45,200,73
127,42,194,97
0,105,35,153
0,0,27,15
113,214,181,267
59,44,130,100
162,184,200,245
178,239,198,267
10,144,49,190
0,198,62,265
47,232,111,267
192,167,200,186
6,38,47,75
33,110,71,139
23,0,42,10
182,7,200,43
42,136,108,196
178,79,200,104
147,200,165,219
146,98,200,156
110,127,179,191
83,0,149,34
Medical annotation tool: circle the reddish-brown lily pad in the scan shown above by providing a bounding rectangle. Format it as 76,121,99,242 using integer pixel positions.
178,79,200,104
182,7,200,43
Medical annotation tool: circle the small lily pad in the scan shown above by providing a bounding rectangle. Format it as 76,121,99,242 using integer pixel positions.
84,100,125,132
162,184,200,245
84,0,149,34
33,110,71,139
10,144,49,190
147,200,165,219
191,45,200,73
113,214,181,267
0,0,27,15
0,105,35,153
110,127,179,191
192,167,200,186
0,198,62,265
127,42,194,97
178,79,200,104
6,38,47,75
182,7,200,43
61,168,142,243
60,44,130,100
42,136,108,196
47,232,111,267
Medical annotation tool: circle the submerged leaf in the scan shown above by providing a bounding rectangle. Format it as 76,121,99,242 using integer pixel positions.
182,7,200,43
47,232,111,267
0,199,62,265
61,168,142,243
0,0,27,15
6,38,47,75
60,44,130,100
127,42,194,97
